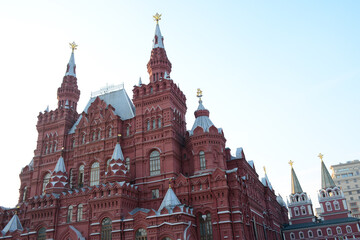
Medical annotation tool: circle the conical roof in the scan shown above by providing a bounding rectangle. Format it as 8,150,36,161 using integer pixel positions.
1,213,23,236
158,187,181,212
291,167,303,194
65,52,76,77
152,23,164,49
321,160,336,189
190,100,217,136
54,156,66,173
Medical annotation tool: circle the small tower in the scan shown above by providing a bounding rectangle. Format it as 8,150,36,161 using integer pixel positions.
45,150,70,194
57,42,81,110
106,134,130,183
188,89,226,173
317,153,350,220
287,160,315,225
147,13,172,83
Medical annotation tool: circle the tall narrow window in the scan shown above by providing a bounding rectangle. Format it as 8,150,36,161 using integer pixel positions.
69,169,74,188
153,119,156,129
42,173,51,194
200,151,206,170
82,134,86,144
49,144,52,153
334,201,340,210
158,118,162,128
106,159,112,173
199,213,213,240
77,204,83,222
150,150,160,176
126,126,130,136
108,128,112,137
135,228,147,240
22,186,28,202
125,157,130,170
98,130,101,140
90,162,100,186
78,165,84,188
326,202,332,211
72,139,76,148
92,132,96,141
53,142,57,152
37,227,46,240
101,218,112,240
147,120,150,131
67,205,73,223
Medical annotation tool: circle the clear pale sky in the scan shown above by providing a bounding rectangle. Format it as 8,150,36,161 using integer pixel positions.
0,1,359,208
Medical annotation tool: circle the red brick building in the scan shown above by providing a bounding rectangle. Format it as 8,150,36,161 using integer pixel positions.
0,17,288,240
282,157,360,240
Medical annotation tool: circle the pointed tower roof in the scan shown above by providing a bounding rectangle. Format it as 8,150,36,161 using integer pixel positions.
190,89,221,136
289,160,303,194
106,135,129,182
65,42,77,77
45,151,70,193
152,22,164,49
158,185,181,213
53,155,66,173
319,153,336,189
1,213,23,236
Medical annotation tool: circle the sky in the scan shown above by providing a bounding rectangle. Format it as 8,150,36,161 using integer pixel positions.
0,1,359,208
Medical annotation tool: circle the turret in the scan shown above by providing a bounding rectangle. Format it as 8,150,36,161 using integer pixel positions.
147,13,172,83
287,160,315,225
45,150,70,194
57,42,80,110
188,89,226,173
317,153,351,220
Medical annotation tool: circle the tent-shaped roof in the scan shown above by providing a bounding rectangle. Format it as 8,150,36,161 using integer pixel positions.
1,214,23,236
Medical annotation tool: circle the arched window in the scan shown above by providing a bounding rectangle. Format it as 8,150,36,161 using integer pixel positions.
90,162,100,186
37,227,46,240
327,228,332,235
346,225,352,233
334,201,340,210
72,139,76,148
108,128,112,137
126,126,130,136
78,165,84,188
42,173,51,194
67,205,73,223
326,202,332,211
98,130,101,140
199,213,213,240
336,226,342,234
294,207,300,216
317,229,322,236
135,228,147,240
77,204,83,222
158,118,162,128
308,230,313,238
69,169,74,188
152,119,156,129
22,186,28,202
92,131,96,141
300,206,306,215
299,232,304,239
53,142,57,152
147,120,150,131
290,233,295,240
82,134,86,144
150,150,160,176
49,144,52,153
126,157,130,170
106,159,112,173
199,151,206,170
101,217,112,240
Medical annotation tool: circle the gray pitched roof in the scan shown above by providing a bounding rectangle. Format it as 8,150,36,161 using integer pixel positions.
321,160,336,189
69,88,135,134
291,167,303,194
282,217,360,231
53,156,66,173
158,187,181,212
1,214,23,236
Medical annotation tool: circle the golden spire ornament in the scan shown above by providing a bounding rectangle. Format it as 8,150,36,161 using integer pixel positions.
69,41,78,53
197,88,203,101
153,13,162,24
263,166,267,174
318,153,324,161
288,160,294,168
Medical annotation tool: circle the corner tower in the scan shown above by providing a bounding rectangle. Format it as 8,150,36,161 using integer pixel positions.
287,161,315,225
132,14,187,182
317,153,351,220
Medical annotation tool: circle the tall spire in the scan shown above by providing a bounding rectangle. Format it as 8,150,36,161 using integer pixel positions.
147,13,172,83
289,160,303,194
57,42,80,110
319,153,336,189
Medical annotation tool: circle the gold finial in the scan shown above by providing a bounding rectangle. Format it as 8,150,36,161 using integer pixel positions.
318,153,324,161
169,177,172,189
263,166,266,174
118,134,122,137
69,41,78,53
197,88,203,101
153,13,162,24
288,160,294,168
